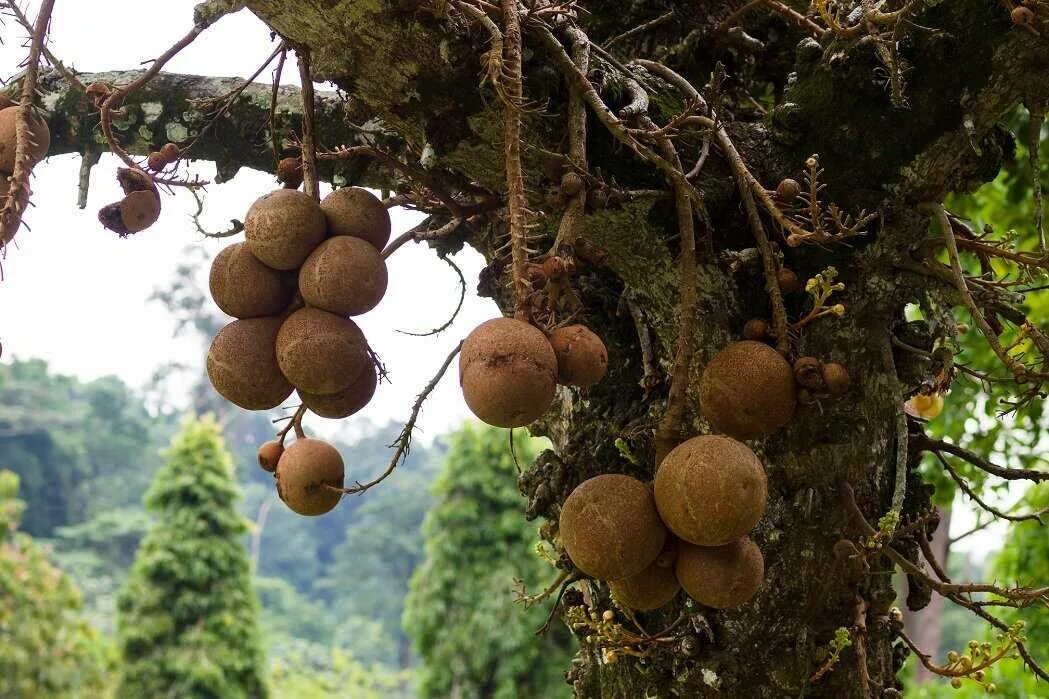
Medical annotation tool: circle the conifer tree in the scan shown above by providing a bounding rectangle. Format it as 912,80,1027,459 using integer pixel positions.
117,416,267,698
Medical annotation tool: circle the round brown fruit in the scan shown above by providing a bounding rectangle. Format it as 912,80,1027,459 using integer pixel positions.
548,324,608,388
0,106,50,172
699,340,796,440
742,318,770,342
608,559,681,611
320,187,391,251
207,317,294,410
276,307,369,396
299,363,377,419
275,438,344,516
244,189,327,270
559,474,667,581
159,142,180,162
777,268,801,294
299,236,388,316
655,435,767,546
459,318,557,428
793,356,824,391
1012,6,1035,25
258,440,284,473
146,151,167,172
209,242,295,318
822,362,850,395
98,190,161,236
277,156,303,189
776,178,801,203
676,537,764,609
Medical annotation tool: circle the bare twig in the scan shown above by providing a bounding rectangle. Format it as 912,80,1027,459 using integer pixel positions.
296,50,320,200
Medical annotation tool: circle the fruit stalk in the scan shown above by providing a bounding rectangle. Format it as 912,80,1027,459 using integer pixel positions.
500,0,531,321
296,50,321,200
0,0,55,246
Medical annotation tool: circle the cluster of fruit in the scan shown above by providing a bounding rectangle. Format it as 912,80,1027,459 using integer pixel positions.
458,316,608,428
0,102,50,246
205,186,391,516
557,336,851,611
559,431,766,612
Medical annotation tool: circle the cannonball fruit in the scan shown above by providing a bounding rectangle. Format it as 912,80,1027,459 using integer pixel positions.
608,559,681,611
777,268,801,294
207,317,293,410
655,435,767,546
822,362,850,395
0,106,50,172
209,242,294,318
776,178,801,203
1012,6,1034,25
258,440,284,473
676,537,764,609
559,474,667,581
299,363,377,419
146,151,167,171
742,318,770,342
159,142,180,162
275,438,344,516
548,324,608,388
276,307,370,396
320,187,391,250
459,318,558,428
299,236,388,316
245,189,327,270
700,341,796,440
277,157,303,189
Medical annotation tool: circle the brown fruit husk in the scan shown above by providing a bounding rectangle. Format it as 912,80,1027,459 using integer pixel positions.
558,474,667,581
159,142,180,162
209,242,295,319
275,438,344,516
245,189,327,270
822,362,851,395
548,324,608,388
207,317,294,410
276,307,369,395
676,537,764,609
300,363,377,419
459,317,557,428
608,559,681,611
98,168,162,236
0,106,50,172
299,236,388,316
655,435,767,546
320,187,391,250
699,341,796,440
258,440,284,473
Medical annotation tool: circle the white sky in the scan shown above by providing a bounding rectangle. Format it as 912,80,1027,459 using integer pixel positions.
0,0,497,443
0,1,1024,555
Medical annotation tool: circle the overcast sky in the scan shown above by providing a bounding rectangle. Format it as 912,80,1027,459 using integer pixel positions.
0,1,496,442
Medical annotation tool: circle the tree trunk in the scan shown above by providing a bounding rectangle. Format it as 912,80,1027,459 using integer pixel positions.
34,0,1049,696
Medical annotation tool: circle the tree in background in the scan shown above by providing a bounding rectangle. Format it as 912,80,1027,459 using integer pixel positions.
405,424,572,699
0,470,110,697
117,416,267,699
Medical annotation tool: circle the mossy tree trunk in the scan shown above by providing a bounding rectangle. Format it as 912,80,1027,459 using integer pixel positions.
36,1,1049,696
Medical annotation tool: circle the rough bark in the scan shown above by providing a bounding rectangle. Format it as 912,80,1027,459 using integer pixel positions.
30,1,1049,696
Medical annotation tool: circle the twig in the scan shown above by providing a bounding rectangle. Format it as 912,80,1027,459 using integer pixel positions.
929,202,1049,383
296,50,319,200
500,0,531,321
915,434,1048,482
396,256,466,337
603,11,675,49
331,340,463,496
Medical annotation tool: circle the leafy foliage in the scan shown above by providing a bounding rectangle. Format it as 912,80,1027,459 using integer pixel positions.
0,470,111,697
116,416,267,699
404,424,573,699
